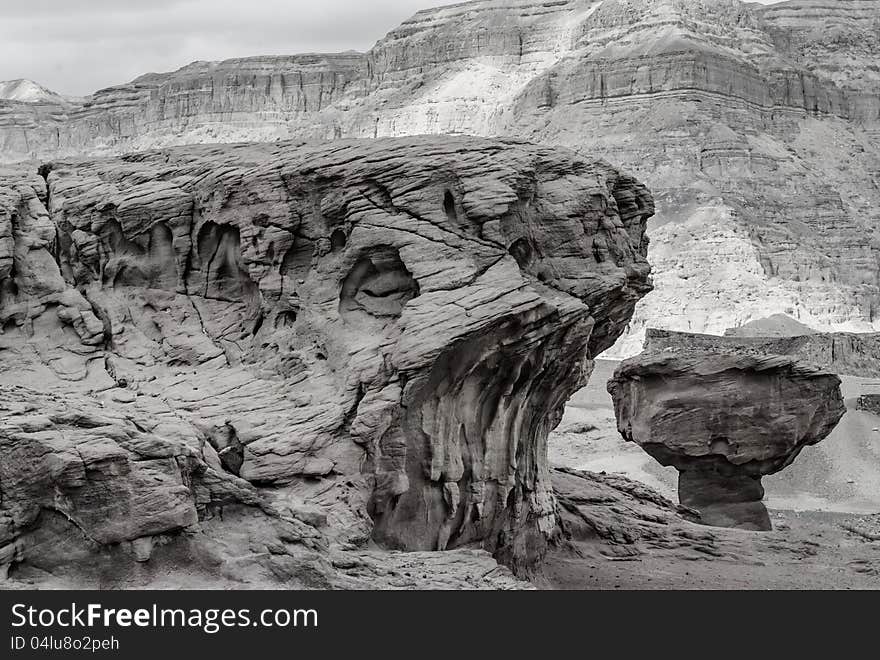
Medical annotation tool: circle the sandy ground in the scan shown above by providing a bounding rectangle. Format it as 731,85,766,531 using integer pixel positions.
549,359,679,499
543,358,880,589
541,508,880,589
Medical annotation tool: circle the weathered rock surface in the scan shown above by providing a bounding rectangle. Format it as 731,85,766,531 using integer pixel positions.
545,466,880,589
608,350,845,529
0,382,534,590
646,327,880,378
0,136,652,584
856,394,880,417
2,0,879,356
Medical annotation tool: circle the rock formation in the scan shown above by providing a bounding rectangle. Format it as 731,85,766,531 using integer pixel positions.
607,350,845,530
724,313,818,338
2,0,879,355
0,136,652,585
855,394,880,417
645,327,880,378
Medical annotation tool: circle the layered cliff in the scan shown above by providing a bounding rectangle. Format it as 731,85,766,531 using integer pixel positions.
1,0,877,356
0,137,652,584
498,0,880,355
0,54,368,159
760,0,880,124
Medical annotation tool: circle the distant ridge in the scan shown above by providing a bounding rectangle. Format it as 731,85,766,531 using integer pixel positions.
0,78,66,104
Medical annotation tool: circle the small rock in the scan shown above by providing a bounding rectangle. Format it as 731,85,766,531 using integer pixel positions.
109,389,136,404
131,536,154,562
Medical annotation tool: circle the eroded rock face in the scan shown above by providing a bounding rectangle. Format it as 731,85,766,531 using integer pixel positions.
0,136,652,582
608,351,845,530
645,328,880,379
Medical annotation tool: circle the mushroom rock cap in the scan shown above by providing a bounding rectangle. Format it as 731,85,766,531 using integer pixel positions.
607,351,846,477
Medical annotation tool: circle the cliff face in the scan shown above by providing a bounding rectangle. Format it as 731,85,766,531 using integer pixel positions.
1,54,368,159
497,0,880,354
0,137,652,582
760,0,880,124
1,0,877,356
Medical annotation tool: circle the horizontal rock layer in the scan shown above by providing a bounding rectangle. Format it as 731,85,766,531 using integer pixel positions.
0,137,652,583
644,328,880,378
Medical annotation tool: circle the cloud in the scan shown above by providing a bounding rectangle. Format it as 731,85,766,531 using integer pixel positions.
0,0,787,97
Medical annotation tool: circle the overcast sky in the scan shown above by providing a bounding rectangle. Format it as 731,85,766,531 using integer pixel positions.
0,0,785,97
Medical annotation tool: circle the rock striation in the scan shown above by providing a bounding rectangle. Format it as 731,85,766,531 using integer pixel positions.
0,55,368,159
547,466,880,589
0,136,652,584
645,327,880,378
855,394,880,417
608,350,845,530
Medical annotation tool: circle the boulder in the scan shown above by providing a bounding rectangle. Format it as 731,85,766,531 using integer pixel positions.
608,351,845,530
0,136,653,582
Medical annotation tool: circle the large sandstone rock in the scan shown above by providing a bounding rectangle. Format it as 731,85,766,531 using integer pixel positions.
2,0,879,356
608,351,845,530
0,136,652,584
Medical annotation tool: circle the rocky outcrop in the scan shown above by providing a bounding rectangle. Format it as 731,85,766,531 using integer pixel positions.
645,327,880,378
855,394,880,417
0,382,534,589
607,350,845,530
0,136,652,584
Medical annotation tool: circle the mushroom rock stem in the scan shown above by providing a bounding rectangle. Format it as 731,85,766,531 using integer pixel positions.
678,467,770,531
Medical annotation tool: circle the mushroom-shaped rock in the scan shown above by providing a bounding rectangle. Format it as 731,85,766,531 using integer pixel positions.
0,136,654,578
607,351,845,530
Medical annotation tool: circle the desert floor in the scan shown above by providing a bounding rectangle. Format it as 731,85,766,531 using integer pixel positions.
542,359,880,589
